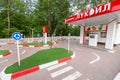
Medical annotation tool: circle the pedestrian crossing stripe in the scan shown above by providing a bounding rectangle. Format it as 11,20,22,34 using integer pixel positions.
47,62,67,71
51,66,73,78
62,71,82,80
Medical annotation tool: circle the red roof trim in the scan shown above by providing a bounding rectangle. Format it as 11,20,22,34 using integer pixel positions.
65,0,120,24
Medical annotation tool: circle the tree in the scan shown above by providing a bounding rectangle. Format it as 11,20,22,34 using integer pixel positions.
36,0,71,36
7,0,10,30
0,0,26,37
69,0,113,14
2,27,24,38
0,0,114,38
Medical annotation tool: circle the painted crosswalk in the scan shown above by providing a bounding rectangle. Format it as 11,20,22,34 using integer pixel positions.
51,66,73,78
47,62,67,71
62,71,82,80
47,63,81,80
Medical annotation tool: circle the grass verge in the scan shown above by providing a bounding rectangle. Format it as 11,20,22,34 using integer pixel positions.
5,48,73,74
0,50,9,55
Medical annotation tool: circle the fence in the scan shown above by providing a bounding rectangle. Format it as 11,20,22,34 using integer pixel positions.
0,36,80,45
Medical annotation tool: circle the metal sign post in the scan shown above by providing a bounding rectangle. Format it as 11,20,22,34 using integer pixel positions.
12,32,22,66
16,40,20,66
68,33,70,53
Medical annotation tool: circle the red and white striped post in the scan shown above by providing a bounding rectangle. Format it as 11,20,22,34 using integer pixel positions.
43,26,47,44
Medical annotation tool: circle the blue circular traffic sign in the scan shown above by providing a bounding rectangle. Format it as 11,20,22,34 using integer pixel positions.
12,32,22,40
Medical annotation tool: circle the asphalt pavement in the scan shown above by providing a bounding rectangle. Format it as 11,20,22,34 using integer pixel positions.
0,38,120,80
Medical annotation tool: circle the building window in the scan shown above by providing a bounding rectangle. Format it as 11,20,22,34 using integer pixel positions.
101,32,106,38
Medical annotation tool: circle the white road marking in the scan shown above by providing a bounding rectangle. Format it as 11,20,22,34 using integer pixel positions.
86,79,90,80
75,48,81,50
47,62,67,71
0,59,8,64
108,50,116,53
21,50,26,55
40,61,58,69
14,47,22,49
51,66,73,78
114,72,120,80
62,71,82,80
89,53,100,64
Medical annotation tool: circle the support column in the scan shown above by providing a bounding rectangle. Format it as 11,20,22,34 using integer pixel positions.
80,26,85,44
105,21,117,50
114,24,120,44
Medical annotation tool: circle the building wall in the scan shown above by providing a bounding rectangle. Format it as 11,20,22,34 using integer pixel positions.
81,23,119,49
97,25,106,43
96,24,120,45
98,33,106,43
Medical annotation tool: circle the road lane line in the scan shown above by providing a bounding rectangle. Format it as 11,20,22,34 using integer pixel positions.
47,62,67,71
108,50,116,53
114,72,120,80
0,59,8,64
75,48,81,50
51,66,73,78
14,48,22,50
62,71,82,80
89,53,100,64
21,50,26,55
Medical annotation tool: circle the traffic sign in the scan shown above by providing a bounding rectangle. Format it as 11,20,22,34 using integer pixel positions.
12,32,22,66
12,32,22,40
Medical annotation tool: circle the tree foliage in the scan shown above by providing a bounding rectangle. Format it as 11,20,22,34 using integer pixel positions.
0,0,113,38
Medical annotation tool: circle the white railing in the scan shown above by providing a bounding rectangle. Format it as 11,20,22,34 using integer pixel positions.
0,36,81,43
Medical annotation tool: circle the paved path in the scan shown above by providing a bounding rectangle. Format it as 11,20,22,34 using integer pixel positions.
0,39,120,80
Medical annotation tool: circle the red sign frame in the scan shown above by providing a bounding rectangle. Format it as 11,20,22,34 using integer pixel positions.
43,26,47,33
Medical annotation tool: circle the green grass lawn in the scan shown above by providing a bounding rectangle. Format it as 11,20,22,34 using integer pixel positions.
28,42,44,46
21,41,53,46
5,48,73,74
0,50,9,55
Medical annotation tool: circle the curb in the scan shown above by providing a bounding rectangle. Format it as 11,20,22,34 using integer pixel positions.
0,50,12,58
0,53,75,80
20,40,57,48
7,42,15,44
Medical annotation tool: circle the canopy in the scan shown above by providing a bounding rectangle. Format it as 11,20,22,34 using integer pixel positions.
65,0,120,26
